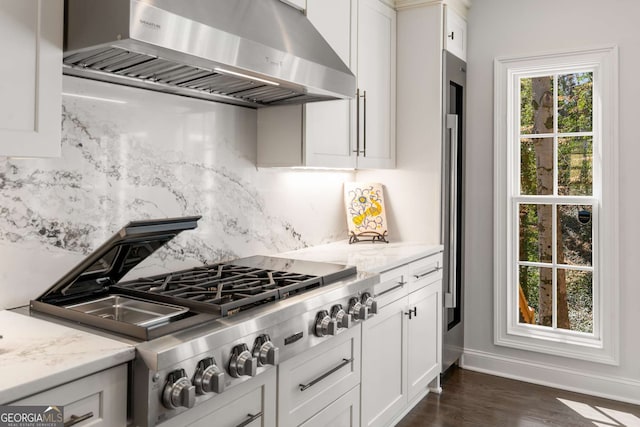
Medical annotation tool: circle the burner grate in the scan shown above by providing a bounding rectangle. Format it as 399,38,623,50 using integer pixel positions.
114,263,323,316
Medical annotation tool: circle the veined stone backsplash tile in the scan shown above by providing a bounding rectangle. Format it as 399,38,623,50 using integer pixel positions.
0,77,354,309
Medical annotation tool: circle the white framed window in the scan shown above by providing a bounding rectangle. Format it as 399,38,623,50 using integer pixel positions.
494,46,619,364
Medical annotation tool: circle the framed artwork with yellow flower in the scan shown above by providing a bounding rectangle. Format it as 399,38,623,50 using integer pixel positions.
344,182,389,244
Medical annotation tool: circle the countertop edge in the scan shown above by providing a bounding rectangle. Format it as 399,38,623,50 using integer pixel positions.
365,245,444,273
276,240,444,274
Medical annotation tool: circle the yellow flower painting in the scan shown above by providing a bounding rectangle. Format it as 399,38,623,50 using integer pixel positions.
344,182,389,243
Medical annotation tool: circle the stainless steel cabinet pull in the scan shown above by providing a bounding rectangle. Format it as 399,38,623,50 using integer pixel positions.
377,282,405,297
236,411,263,427
445,113,459,309
299,358,353,391
64,412,94,427
404,307,417,320
362,90,367,157
354,89,367,156
354,88,361,154
414,265,442,280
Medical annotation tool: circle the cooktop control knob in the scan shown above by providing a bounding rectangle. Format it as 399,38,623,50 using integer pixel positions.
162,369,196,410
194,357,225,395
252,334,279,366
361,292,378,315
315,310,337,337
331,304,350,329
348,297,369,321
228,344,257,378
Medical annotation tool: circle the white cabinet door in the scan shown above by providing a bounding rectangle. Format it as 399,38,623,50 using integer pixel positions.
361,296,407,427
406,281,441,401
0,0,62,157
304,0,357,168
258,0,396,170
444,5,467,61
356,0,396,169
257,0,356,169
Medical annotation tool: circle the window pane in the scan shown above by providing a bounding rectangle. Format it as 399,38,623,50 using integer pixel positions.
520,76,554,135
518,265,553,327
558,136,593,196
519,204,553,263
557,269,593,333
520,138,554,195
558,205,593,266
558,72,593,133
520,78,534,134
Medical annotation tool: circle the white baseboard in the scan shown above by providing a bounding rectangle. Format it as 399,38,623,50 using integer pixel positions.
461,349,640,406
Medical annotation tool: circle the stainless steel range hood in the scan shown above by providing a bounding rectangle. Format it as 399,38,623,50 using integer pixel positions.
63,0,356,108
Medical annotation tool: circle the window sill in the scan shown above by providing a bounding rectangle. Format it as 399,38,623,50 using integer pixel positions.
495,327,619,366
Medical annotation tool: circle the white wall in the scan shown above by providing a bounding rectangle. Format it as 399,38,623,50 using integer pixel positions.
358,4,443,244
465,0,640,403
0,76,355,309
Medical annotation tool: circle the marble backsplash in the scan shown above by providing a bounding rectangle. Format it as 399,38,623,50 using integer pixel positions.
0,76,355,309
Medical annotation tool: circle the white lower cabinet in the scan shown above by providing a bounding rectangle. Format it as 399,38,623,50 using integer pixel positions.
361,297,407,427
278,325,361,427
161,367,276,427
10,364,127,427
407,281,441,402
361,252,443,427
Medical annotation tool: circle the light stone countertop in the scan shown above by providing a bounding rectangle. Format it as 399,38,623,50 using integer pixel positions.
0,310,135,404
277,240,443,273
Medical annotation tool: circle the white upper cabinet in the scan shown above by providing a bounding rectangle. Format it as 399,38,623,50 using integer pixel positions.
258,0,396,170
303,0,357,168
0,0,62,158
356,0,396,169
444,5,467,61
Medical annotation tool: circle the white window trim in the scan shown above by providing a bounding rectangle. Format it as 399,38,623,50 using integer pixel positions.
494,45,619,365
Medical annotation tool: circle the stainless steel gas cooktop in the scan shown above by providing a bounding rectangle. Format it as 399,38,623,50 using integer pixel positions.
29,217,379,426
31,217,357,340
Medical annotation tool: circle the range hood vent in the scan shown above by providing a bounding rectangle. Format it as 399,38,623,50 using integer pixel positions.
63,0,356,108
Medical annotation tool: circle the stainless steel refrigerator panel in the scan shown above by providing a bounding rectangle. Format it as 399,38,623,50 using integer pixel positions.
441,50,466,373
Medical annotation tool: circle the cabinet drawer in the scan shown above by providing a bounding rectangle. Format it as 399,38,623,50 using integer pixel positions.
187,386,263,427
299,386,360,427
407,253,443,294
11,364,127,427
278,326,361,427
160,368,276,427
374,269,407,308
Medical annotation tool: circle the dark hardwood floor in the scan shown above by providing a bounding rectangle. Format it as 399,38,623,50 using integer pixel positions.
396,368,640,427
